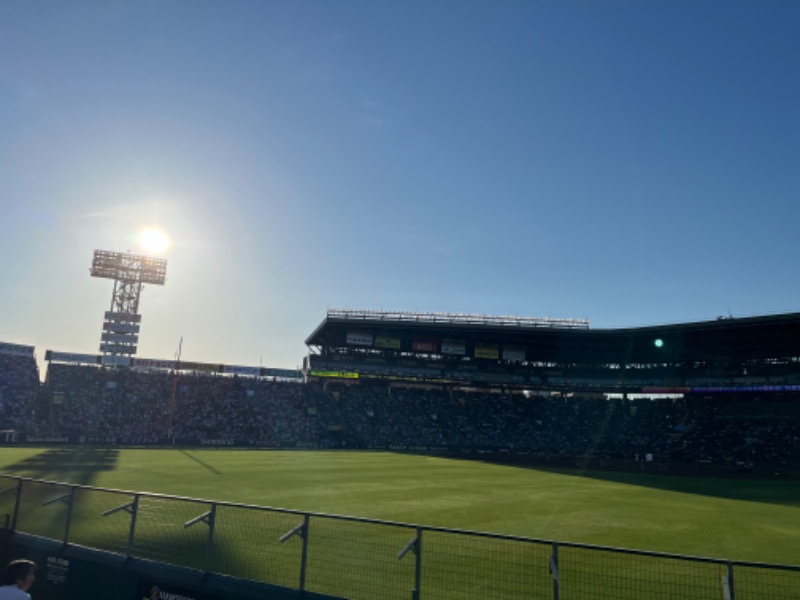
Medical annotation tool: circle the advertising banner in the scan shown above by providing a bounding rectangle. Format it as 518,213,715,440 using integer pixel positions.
179,361,220,373
346,331,374,346
263,368,302,379
375,335,401,349
133,358,176,370
412,338,438,353
223,365,261,376
99,342,137,355
309,371,359,379
0,342,35,357
474,344,499,359
136,579,219,600
176,360,220,373
441,340,466,355
502,347,526,362
48,351,100,365
25,434,70,443
102,355,132,367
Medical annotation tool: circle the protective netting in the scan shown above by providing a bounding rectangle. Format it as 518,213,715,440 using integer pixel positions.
3,477,799,600
733,564,800,600
421,530,551,600
210,504,303,589
558,545,726,599
15,479,71,541
303,516,416,600
68,487,134,555
130,495,210,569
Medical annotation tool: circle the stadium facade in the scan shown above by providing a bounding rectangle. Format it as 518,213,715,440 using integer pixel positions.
304,309,800,395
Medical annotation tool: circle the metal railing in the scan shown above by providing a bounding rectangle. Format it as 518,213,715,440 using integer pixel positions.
1,475,798,599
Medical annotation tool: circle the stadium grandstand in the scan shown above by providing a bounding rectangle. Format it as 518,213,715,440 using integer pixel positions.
0,309,798,468
305,308,800,395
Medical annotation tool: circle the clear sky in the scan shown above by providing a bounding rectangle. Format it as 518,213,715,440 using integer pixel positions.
1,1,798,373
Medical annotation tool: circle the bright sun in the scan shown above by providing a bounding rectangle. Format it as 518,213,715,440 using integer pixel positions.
138,228,170,254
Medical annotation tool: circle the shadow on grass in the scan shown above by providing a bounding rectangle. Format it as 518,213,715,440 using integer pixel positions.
0,447,119,487
408,451,800,508
179,450,223,475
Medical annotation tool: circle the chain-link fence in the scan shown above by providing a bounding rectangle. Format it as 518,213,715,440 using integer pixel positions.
2,475,798,599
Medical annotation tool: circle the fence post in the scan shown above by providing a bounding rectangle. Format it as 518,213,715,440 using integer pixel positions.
204,503,217,572
727,562,735,600
126,494,140,557
299,513,310,593
414,527,423,600
62,486,76,545
10,479,22,532
550,542,559,600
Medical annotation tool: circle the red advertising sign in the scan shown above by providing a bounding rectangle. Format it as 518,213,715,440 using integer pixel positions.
412,338,438,353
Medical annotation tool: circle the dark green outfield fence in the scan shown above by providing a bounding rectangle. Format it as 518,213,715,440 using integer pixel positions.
0,475,798,600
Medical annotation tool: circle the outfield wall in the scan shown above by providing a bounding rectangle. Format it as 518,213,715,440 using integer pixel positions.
0,533,332,600
0,475,798,600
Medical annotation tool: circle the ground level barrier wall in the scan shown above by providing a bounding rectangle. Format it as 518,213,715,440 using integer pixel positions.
0,475,798,599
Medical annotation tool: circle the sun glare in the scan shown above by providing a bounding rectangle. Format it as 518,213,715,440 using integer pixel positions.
138,228,170,254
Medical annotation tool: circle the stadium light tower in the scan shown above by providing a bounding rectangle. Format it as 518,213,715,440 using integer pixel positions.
90,250,167,363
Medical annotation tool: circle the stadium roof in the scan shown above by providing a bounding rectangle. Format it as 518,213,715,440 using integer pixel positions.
306,309,800,365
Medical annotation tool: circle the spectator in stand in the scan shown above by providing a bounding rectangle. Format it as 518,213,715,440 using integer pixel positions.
0,559,37,600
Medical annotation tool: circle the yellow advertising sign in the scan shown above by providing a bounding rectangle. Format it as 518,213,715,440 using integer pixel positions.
309,371,359,379
474,344,499,359
375,335,401,349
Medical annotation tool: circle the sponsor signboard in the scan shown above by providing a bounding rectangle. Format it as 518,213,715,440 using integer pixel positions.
46,556,69,585
685,385,800,393
346,331,373,346
441,340,466,356
263,368,302,379
375,335,401,349
136,580,218,600
309,370,359,379
502,347,526,362
83,436,118,444
26,435,70,443
99,342,137,355
133,358,176,370
0,342,35,357
48,351,100,365
102,355,132,367
179,361,220,373
223,365,261,377
474,344,499,359
412,338,438,353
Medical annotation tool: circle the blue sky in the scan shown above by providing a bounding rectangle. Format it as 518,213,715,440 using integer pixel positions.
1,1,798,372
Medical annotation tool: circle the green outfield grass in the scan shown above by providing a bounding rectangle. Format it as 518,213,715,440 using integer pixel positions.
0,446,797,567
2,447,799,598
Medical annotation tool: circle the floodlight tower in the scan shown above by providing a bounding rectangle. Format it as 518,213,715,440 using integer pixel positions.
90,250,167,362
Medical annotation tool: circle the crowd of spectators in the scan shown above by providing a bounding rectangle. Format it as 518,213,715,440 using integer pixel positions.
0,353,39,432
43,364,323,446
1,362,799,467
312,384,800,465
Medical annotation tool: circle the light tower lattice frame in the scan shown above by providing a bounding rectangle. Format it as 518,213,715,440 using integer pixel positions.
90,250,167,363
